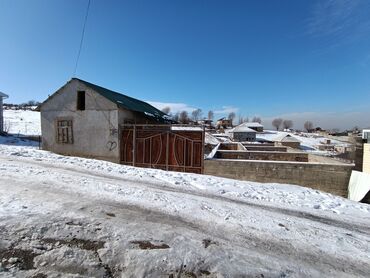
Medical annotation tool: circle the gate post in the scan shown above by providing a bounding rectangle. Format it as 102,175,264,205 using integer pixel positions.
166,131,169,171
133,125,136,167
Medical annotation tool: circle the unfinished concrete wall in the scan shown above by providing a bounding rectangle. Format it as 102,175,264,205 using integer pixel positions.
40,79,121,163
205,159,353,197
243,146,288,152
232,132,256,142
215,150,309,162
218,143,245,151
363,144,370,174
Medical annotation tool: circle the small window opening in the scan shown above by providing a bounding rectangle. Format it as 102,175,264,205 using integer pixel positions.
77,91,85,110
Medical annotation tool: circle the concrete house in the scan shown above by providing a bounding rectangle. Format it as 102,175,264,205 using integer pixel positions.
38,78,170,163
230,123,257,142
273,134,301,149
244,122,263,132
216,117,232,129
0,92,9,133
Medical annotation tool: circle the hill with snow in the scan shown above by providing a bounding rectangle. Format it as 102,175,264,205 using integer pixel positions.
3,109,41,136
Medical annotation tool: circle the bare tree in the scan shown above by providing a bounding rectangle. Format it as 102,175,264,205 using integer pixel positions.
191,109,202,121
304,121,314,132
331,128,340,133
252,116,262,123
238,115,244,125
207,110,214,121
228,112,236,125
272,118,283,131
179,111,189,124
161,106,171,114
283,120,293,130
172,112,180,122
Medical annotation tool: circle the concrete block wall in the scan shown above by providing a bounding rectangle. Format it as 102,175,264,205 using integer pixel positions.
204,159,354,197
243,146,288,152
215,150,309,162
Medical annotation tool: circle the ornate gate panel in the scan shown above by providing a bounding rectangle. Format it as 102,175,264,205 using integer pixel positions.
120,125,204,174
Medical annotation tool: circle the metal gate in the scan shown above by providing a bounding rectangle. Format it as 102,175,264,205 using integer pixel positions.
120,125,204,174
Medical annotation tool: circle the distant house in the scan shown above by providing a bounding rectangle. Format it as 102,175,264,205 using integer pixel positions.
37,78,171,163
243,122,263,132
317,139,335,151
0,92,9,133
197,119,213,129
273,134,301,149
230,123,257,142
216,117,232,129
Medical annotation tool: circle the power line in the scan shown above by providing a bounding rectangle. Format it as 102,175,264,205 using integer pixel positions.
73,0,91,77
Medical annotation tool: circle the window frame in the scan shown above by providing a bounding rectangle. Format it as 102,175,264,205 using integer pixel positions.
56,119,73,144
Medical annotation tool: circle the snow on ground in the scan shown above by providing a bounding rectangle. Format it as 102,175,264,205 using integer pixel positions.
0,138,370,277
205,132,220,145
3,109,41,136
257,130,350,153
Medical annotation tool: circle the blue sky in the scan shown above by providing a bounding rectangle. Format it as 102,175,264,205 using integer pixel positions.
1,0,370,129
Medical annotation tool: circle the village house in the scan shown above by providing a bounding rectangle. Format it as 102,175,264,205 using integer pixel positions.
230,123,257,142
317,139,335,151
197,119,213,129
0,92,9,133
243,122,264,132
37,78,171,163
272,134,301,149
216,117,233,129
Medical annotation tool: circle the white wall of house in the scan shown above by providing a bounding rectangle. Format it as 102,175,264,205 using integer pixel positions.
232,132,256,142
0,97,3,132
364,144,370,174
40,79,121,163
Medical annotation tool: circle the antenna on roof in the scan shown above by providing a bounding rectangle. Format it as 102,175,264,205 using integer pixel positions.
73,0,91,77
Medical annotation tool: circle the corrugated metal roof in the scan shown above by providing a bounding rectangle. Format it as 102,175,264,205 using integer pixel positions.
73,78,169,123
0,92,9,98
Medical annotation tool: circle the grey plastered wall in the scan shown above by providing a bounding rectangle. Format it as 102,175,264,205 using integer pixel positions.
40,79,121,163
0,98,3,132
204,159,354,197
233,132,256,142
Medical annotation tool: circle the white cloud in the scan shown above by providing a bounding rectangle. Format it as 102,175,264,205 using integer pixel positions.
306,0,370,42
148,101,239,116
147,101,197,113
262,110,370,131
214,106,239,115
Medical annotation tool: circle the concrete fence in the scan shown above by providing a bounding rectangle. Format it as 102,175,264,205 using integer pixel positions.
204,159,354,197
215,150,309,162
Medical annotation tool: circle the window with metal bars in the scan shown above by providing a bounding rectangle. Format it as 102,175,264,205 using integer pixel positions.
56,120,73,144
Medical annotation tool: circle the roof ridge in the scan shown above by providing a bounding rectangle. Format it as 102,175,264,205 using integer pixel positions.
72,78,169,123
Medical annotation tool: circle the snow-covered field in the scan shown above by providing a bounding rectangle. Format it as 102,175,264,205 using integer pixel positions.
0,139,370,277
3,109,41,136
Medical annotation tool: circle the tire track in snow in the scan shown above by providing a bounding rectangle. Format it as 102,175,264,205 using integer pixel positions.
2,156,370,237
1,176,369,277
